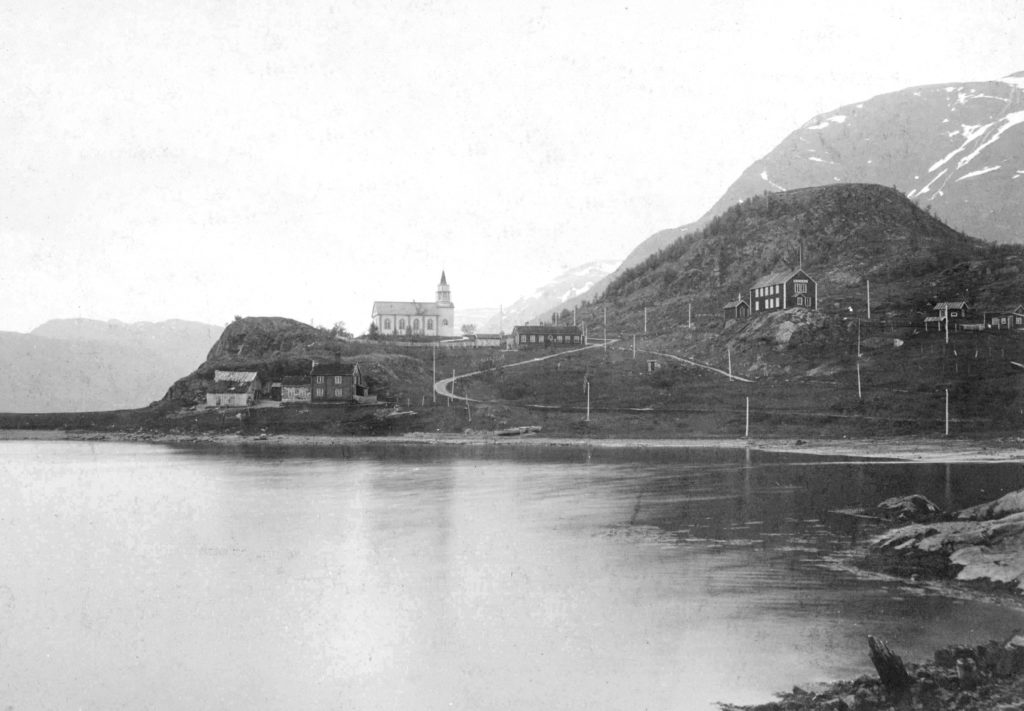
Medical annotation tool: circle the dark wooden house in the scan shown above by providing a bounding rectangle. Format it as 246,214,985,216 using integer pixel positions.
510,324,584,349
985,305,1024,329
310,362,366,402
749,268,816,314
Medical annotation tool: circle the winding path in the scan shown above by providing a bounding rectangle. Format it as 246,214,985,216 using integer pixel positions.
434,336,753,403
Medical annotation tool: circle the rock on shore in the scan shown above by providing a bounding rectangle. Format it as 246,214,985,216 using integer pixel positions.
868,488,1024,591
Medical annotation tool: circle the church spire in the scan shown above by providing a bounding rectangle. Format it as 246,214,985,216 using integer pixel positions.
436,270,452,305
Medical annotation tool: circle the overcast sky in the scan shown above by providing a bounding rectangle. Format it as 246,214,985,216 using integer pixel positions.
2,0,1022,333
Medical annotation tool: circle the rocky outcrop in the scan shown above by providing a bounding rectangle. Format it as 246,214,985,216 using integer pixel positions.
867,488,1024,592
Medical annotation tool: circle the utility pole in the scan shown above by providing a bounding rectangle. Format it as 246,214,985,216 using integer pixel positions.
945,388,950,436
866,280,871,320
745,397,750,439
857,361,862,400
632,334,636,359
727,346,733,381
857,320,861,358
945,304,949,345
643,307,647,333
432,345,436,404
586,380,591,422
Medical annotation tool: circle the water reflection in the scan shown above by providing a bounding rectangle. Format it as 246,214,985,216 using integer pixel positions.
0,441,1023,710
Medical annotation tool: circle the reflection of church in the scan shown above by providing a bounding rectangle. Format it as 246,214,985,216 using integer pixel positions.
371,271,455,337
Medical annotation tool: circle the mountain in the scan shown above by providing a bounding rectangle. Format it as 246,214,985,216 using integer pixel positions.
485,260,619,330
578,71,1024,307
589,183,1021,331
0,319,222,412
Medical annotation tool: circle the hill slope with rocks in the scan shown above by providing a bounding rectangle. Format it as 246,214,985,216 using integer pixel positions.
594,183,1019,328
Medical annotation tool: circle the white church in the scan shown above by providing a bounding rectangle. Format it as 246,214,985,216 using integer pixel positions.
371,271,455,338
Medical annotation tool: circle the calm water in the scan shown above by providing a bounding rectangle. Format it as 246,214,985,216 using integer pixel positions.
2,441,1024,710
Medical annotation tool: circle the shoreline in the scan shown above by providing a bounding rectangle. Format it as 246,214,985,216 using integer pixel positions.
3,428,1024,462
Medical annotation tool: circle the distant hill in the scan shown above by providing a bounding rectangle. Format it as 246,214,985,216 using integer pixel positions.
583,183,1022,332
0,319,222,412
483,260,618,330
575,71,1024,307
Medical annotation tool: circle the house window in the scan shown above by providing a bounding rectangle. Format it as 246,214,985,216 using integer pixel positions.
334,376,343,384
796,296,804,306
794,281,807,294
315,387,325,397
316,376,324,383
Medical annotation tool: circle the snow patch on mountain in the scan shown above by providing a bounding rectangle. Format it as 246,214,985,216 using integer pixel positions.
760,170,786,191
806,115,847,130
956,165,1001,182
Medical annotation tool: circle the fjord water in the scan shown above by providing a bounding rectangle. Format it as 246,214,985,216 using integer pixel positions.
2,442,1024,710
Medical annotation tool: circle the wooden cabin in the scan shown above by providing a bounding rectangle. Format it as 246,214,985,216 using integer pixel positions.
510,324,585,349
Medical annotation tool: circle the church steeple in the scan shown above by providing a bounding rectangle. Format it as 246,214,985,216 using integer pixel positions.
436,270,451,305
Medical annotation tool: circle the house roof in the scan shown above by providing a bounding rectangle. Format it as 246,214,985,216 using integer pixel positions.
311,362,359,376
724,299,748,309
923,316,944,323
749,268,813,291
933,301,968,310
214,370,259,383
371,301,442,317
511,324,583,335
208,380,256,394
281,375,311,386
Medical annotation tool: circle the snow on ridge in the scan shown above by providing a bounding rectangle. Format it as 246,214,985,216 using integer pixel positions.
806,115,847,130
955,110,1024,170
559,281,596,303
928,122,992,173
907,169,947,199
956,165,1001,182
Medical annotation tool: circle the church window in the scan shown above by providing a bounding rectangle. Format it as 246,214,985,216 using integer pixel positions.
384,319,391,330
398,319,406,330
442,319,448,326
426,319,433,330
412,318,420,331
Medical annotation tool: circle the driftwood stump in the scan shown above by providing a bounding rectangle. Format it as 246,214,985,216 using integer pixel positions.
868,635,912,696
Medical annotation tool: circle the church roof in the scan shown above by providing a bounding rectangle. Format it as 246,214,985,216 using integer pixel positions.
371,301,443,317
440,270,448,286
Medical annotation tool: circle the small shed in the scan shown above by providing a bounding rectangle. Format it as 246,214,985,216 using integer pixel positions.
723,297,749,320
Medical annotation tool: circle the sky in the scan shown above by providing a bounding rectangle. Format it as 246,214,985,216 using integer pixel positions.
2,1,1022,334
